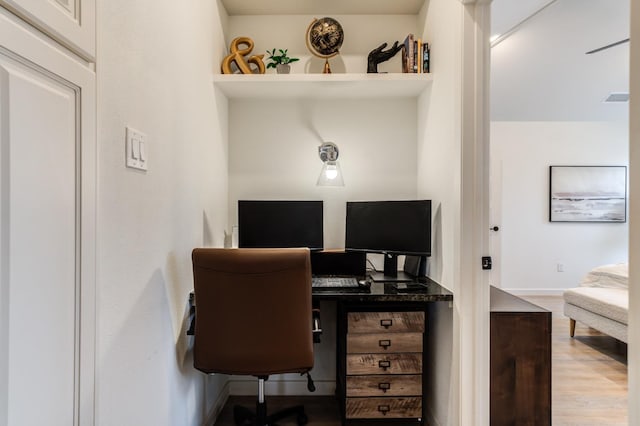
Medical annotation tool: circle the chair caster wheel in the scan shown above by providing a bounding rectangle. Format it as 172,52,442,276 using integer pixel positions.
297,413,308,425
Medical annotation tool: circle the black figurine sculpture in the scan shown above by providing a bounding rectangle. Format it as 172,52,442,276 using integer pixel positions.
367,41,403,73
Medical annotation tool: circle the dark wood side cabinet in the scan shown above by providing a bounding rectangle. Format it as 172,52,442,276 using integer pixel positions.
490,286,551,426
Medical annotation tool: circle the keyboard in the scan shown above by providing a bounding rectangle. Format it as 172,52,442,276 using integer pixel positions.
312,276,360,288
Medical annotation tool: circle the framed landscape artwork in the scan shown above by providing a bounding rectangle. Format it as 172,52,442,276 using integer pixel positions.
549,166,627,222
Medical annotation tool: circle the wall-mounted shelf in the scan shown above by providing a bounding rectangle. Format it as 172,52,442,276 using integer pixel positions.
221,0,424,16
213,73,432,100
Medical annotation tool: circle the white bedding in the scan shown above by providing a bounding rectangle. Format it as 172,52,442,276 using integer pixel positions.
579,262,628,289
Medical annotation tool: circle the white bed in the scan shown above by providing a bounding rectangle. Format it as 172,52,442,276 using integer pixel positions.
563,263,628,343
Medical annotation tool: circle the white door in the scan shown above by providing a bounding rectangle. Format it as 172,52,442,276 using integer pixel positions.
0,10,96,426
0,0,95,59
489,159,503,288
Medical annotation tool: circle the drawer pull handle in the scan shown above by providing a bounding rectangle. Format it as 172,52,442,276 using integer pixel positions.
378,382,391,392
378,360,391,371
380,319,393,328
379,339,391,349
377,405,391,415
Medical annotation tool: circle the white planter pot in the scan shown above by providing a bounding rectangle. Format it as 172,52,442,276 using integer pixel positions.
276,64,291,74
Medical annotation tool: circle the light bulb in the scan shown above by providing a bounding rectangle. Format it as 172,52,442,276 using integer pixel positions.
325,164,338,180
316,158,344,186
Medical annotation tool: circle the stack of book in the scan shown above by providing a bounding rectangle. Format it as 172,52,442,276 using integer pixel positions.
401,34,430,74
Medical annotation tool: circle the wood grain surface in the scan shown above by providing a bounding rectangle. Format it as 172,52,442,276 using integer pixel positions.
214,297,628,426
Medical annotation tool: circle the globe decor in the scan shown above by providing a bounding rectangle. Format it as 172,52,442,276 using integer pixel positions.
305,17,344,74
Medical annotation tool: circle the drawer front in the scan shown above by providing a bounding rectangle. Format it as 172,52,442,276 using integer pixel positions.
347,332,423,354
346,374,422,397
348,311,425,333
346,397,422,419
347,353,422,375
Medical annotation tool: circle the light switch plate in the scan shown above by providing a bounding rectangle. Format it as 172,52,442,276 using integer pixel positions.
126,126,148,171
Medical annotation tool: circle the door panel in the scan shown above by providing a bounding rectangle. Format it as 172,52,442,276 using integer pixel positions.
1,51,79,426
489,159,503,288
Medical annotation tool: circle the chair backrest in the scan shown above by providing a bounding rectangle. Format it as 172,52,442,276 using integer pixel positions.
192,248,314,376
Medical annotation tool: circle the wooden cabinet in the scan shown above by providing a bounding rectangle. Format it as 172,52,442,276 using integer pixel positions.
0,9,96,425
338,305,426,424
490,286,551,426
0,0,95,59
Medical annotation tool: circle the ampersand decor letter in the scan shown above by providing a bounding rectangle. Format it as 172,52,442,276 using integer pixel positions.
221,37,266,74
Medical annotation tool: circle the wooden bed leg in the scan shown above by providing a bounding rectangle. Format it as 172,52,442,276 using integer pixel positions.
569,318,576,337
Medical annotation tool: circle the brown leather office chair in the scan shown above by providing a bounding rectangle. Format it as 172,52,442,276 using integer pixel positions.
192,248,315,426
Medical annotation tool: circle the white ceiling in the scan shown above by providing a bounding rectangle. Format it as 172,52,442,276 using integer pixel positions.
491,0,556,40
491,0,629,121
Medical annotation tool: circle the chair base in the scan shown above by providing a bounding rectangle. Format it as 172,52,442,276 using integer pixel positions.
233,402,308,426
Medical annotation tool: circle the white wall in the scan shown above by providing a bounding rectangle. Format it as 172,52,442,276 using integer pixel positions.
227,97,418,393
96,1,229,424
491,121,629,294
417,0,463,424
227,15,417,74
228,98,418,248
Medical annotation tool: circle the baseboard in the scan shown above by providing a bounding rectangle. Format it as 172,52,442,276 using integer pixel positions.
501,288,565,296
229,379,336,396
203,380,230,426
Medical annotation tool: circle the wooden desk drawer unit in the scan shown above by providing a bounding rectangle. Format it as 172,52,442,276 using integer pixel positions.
345,311,425,422
348,332,423,353
348,311,425,333
346,353,422,375
347,374,422,397
346,397,422,419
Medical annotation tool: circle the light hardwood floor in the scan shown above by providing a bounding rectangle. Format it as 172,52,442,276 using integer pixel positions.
214,296,627,425
524,295,627,426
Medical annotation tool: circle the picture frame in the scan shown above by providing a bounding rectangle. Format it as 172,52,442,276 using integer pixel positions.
549,166,627,223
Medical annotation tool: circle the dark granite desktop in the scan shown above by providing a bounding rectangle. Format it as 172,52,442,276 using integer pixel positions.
312,276,453,303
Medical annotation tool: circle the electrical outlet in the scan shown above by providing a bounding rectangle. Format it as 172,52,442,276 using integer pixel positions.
557,263,565,272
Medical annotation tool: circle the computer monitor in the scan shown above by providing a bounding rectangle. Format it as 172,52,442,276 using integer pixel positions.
238,200,324,250
345,200,431,282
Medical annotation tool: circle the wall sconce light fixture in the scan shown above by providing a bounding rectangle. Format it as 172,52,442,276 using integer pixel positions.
317,142,344,186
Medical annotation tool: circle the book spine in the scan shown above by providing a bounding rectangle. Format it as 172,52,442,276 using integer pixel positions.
416,39,422,73
409,34,414,73
423,43,430,73
402,44,408,73
402,34,413,73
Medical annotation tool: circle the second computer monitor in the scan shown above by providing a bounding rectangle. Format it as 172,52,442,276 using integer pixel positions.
238,200,324,250
345,200,431,281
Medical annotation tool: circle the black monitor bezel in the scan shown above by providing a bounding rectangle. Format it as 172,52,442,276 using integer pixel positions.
344,199,432,257
344,200,432,281
237,200,324,250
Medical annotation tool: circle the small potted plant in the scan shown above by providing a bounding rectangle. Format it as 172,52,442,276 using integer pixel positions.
266,48,299,74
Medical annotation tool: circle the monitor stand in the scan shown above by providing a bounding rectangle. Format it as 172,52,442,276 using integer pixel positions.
369,271,414,282
369,254,414,282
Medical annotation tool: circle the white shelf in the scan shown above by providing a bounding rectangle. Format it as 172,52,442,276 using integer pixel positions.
212,73,432,100
221,0,424,16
